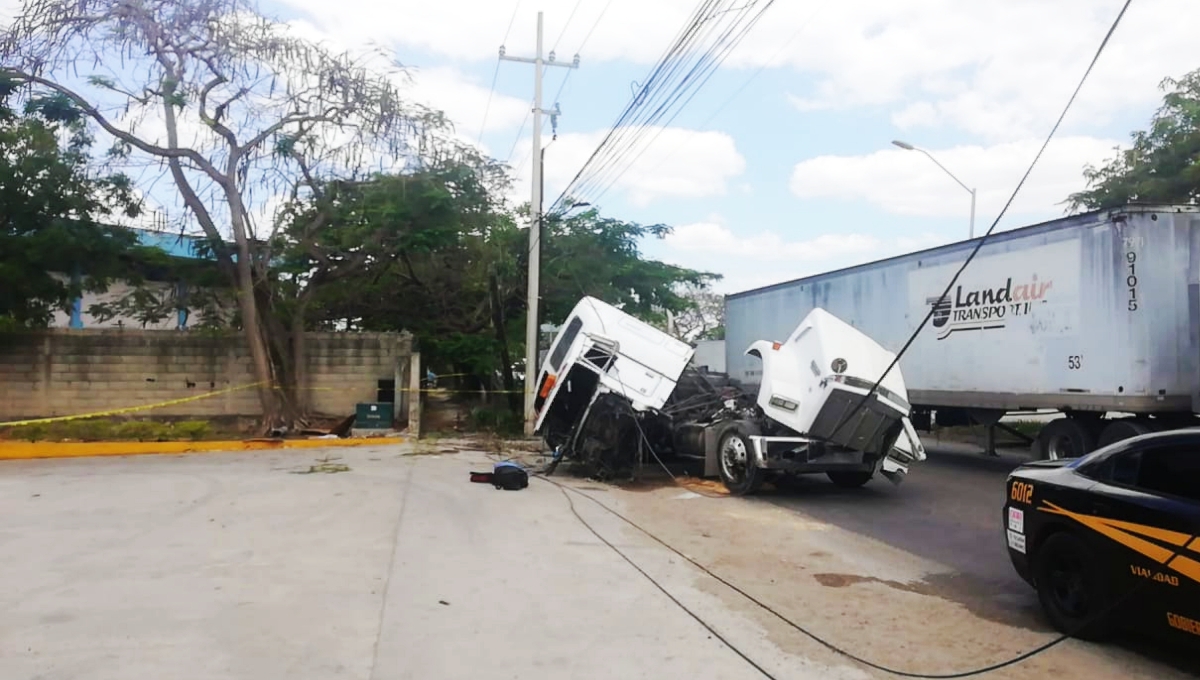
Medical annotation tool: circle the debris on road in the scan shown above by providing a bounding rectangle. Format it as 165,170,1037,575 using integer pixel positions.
469,460,529,490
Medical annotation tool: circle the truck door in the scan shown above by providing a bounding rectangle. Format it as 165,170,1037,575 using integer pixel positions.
1078,442,1200,641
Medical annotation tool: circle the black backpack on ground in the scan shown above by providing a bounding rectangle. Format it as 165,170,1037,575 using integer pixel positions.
469,461,529,491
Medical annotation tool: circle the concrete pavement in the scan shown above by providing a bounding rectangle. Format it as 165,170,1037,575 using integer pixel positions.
0,444,858,680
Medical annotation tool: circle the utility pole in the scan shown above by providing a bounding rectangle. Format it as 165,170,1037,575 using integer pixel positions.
499,11,580,435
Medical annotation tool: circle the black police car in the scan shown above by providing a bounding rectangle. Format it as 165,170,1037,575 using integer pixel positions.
1003,427,1200,643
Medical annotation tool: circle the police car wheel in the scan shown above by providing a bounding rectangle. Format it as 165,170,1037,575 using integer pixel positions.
1032,531,1116,641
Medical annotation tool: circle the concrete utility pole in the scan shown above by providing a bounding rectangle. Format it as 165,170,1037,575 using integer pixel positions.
500,11,580,436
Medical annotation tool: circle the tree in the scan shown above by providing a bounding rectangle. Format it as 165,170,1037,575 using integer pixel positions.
666,284,725,342
0,82,145,328
1067,68,1200,212
1,0,447,428
267,153,509,414
536,206,720,328
284,190,718,408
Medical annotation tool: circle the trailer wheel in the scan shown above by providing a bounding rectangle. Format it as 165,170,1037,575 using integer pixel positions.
1036,418,1097,461
826,471,874,488
717,428,764,496
1096,419,1152,449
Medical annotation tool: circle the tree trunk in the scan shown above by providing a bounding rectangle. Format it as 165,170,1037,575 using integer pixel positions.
227,203,279,430
489,272,519,412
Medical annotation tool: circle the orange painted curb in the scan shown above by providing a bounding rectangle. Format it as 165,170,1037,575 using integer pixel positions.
0,437,408,460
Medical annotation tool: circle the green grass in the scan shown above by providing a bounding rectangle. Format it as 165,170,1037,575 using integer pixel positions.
1,418,216,443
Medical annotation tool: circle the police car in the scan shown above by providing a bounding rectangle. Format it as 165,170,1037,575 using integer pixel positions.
1003,427,1200,643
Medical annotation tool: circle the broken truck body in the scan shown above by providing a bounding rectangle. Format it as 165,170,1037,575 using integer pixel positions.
533,296,926,494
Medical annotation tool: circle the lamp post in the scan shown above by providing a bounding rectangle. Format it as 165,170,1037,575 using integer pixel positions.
892,140,977,239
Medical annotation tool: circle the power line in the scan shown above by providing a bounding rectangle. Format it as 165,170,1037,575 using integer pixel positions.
549,0,777,214
505,104,532,164
639,2,825,179
550,0,584,54
549,483,779,679
580,0,776,205
824,0,1135,444
550,0,616,106
477,1,524,145
546,0,731,212
537,474,1156,679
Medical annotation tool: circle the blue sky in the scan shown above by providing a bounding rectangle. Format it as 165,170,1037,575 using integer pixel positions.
281,0,1192,295
5,0,1199,295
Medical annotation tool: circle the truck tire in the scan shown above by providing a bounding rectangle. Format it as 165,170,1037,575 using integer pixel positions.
1036,418,1097,461
717,427,764,496
826,471,873,488
1096,419,1152,449
1032,531,1116,641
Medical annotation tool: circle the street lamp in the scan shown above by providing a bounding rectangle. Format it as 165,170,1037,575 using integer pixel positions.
892,139,977,239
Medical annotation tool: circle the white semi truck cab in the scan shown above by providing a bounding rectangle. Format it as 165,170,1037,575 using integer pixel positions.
533,296,926,495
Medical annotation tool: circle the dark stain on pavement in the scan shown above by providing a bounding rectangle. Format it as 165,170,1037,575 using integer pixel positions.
812,571,1049,631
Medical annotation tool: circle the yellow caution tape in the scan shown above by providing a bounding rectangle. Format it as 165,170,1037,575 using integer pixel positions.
0,382,267,427
0,382,526,429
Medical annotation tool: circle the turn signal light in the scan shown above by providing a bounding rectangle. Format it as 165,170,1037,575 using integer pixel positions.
539,373,557,399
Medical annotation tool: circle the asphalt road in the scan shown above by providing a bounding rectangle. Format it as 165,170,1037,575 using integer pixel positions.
764,443,1034,616
749,442,1200,675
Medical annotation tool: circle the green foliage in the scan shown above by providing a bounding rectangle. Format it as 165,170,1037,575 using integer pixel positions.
278,167,719,392
173,420,214,440
466,406,523,435
3,418,216,442
0,90,146,327
537,206,720,329
1068,67,1200,211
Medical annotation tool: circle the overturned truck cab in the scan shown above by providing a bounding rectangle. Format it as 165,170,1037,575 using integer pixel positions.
533,297,926,495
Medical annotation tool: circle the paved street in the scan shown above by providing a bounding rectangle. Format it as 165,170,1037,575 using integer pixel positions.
754,443,1200,674
0,441,1196,680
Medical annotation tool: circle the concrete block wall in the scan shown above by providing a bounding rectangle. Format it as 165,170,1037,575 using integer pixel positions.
0,329,413,422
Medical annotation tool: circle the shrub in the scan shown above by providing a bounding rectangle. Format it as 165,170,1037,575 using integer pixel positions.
172,420,213,441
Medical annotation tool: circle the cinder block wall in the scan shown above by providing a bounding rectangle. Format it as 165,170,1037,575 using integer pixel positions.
0,329,413,421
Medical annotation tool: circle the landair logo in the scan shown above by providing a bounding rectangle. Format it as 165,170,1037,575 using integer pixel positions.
926,275,1053,340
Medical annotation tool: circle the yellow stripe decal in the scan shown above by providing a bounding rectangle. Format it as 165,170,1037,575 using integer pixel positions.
1167,554,1200,585
1090,516,1191,547
1041,502,1177,564
1040,501,1199,585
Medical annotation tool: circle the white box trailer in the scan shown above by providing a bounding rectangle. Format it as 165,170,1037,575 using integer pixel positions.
724,204,1200,459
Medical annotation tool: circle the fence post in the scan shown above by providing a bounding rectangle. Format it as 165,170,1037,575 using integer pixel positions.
407,352,422,439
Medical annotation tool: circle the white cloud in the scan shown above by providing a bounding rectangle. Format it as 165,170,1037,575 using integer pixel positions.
773,0,1200,141
507,126,746,210
400,66,529,145
268,0,1200,140
658,221,944,294
789,136,1125,226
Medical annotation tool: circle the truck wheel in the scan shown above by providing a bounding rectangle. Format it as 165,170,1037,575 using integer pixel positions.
1036,418,1097,461
717,428,764,496
1032,532,1116,641
1096,419,1152,449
